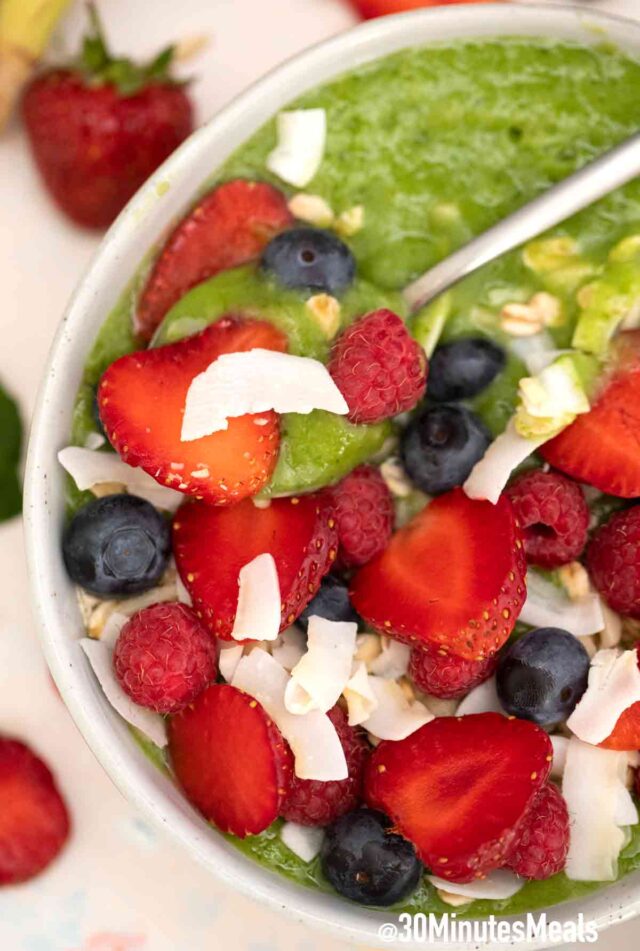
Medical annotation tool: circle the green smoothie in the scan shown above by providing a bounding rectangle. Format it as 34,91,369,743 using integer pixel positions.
69,36,640,915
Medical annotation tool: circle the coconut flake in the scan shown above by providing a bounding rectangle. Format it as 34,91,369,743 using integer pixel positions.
427,870,523,901
456,677,505,717
271,626,307,671
285,616,357,715
280,822,325,862
218,644,244,683
230,553,281,642
520,570,604,636
80,638,167,748
100,611,128,650
368,638,411,680
508,332,562,375
463,420,546,504
361,676,433,741
567,649,640,746
550,735,570,780
86,582,179,639
344,661,379,726
59,446,182,511
600,602,623,649
266,109,326,188
563,738,633,881
84,431,106,450
181,349,348,442
615,785,639,827
232,650,347,781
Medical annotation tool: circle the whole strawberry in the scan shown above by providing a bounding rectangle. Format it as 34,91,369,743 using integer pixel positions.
0,737,70,884
350,1,493,18
22,5,194,229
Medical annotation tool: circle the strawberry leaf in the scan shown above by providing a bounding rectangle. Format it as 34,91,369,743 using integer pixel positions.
79,3,180,96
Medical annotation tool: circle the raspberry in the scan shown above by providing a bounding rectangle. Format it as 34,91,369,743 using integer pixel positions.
0,738,70,884
329,465,394,569
506,469,589,569
114,602,217,714
408,643,497,699
328,309,427,424
587,506,640,618
280,706,369,826
505,783,569,880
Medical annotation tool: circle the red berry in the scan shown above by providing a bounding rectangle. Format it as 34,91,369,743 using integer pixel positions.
280,706,369,826
328,309,427,424
596,644,640,750
409,643,497,699
506,469,589,569
351,0,490,18
350,489,526,661
169,684,293,837
364,713,552,883
114,603,217,714
541,332,640,498
174,493,338,639
0,738,70,884
23,71,192,230
99,317,286,506
506,783,570,880
136,180,293,341
587,506,640,618
329,465,394,569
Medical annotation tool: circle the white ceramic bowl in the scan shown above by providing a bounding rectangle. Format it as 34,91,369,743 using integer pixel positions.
24,4,640,947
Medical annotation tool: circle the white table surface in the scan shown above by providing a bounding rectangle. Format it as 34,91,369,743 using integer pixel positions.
1,1,639,948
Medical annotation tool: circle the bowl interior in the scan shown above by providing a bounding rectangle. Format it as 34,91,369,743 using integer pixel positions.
24,4,640,947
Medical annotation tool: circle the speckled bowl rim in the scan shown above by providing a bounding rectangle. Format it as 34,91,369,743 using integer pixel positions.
24,4,640,947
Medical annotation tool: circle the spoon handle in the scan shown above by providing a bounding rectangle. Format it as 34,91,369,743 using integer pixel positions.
404,131,640,314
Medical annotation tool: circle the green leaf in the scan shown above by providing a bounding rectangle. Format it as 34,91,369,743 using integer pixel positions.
145,46,175,83
0,381,22,523
78,4,179,96
81,2,109,72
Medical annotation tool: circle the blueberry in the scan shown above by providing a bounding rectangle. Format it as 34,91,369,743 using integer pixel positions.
321,808,422,906
400,404,491,495
63,494,171,597
299,576,361,632
497,627,590,726
428,338,505,402
261,227,355,295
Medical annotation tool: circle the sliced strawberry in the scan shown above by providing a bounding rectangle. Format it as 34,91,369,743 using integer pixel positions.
136,180,293,340
0,738,71,884
350,0,492,18
541,334,640,498
365,713,552,883
98,316,286,506
593,643,640,751
168,684,293,837
600,705,640,751
350,488,526,661
173,493,338,639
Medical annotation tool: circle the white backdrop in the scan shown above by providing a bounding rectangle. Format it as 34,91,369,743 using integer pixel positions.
0,1,638,949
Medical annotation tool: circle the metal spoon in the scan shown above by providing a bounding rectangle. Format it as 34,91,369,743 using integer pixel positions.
404,131,640,313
